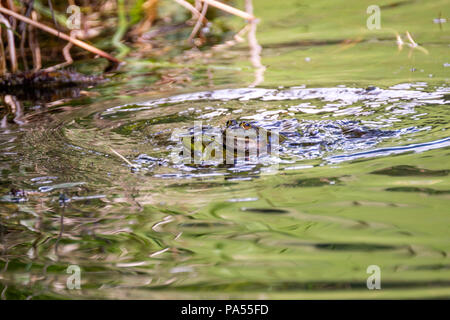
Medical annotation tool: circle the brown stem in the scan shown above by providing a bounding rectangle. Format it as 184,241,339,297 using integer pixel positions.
173,0,207,23
0,13,18,73
20,27,29,71
6,0,17,30
29,11,41,71
44,31,74,72
0,26,7,75
188,2,208,43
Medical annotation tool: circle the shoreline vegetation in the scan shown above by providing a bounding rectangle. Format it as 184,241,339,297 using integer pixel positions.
0,0,265,124
0,0,256,80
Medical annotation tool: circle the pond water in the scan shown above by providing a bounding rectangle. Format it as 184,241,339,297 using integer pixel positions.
0,0,449,299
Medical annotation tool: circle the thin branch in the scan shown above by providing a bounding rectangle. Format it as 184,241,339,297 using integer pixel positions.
200,0,254,20
0,13,18,73
173,0,206,22
18,0,34,35
0,26,7,75
47,0,60,31
18,0,33,70
29,11,41,70
195,0,202,11
20,30,28,71
6,0,17,30
212,23,250,51
109,147,137,168
396,33,403,51
188,2,208,43
0,6,120,63
44,33,73,72
405,31,429,54
405,31,417,47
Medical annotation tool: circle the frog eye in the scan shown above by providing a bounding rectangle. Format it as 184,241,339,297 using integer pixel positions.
226,120,237,127
240,122,251,130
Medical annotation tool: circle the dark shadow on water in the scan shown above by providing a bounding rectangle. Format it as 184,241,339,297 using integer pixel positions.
240,207,289,214
279,177,341,188
385,187,450,195
0,85,91,104
371,165,449,177
315,243,397,251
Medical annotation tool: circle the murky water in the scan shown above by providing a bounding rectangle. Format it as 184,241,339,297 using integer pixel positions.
1,0,450,299
1,82,449,299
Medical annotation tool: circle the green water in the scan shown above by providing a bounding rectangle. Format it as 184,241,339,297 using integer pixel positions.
1,0,449,299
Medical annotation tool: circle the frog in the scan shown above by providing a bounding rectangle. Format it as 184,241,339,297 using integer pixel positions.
180,120,287,164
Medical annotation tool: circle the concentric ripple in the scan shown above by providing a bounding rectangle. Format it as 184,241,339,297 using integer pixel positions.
1,84,450,299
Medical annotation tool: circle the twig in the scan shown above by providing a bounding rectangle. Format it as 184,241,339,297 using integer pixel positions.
47,0,60,32
18,0,35,35
405,31,417,47
188,2,208,43
19,1,34,71
195,0,202,11
20,29,28,71
405,31,429,54
396,33,403,51
109,147,137,168
173,0,206,22
0,6,121,63
6,0,17,30
0,13,18,73
200,0,254,20
0,26,7,75
29,11,41,70
212,23,250,51
245,0,265,87
62,41,74,64
44,35,74,72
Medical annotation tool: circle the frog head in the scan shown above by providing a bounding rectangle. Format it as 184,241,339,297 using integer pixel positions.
225,119,239,128
239,121,253,130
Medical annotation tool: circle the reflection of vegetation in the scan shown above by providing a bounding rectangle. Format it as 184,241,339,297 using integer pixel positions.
315,243,397,251
280,177,341,188
371,165,449,177
385,187,450,195
240,207,289,214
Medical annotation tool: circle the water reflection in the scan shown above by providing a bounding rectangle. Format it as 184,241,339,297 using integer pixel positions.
246,0,265,87
0,82,449,299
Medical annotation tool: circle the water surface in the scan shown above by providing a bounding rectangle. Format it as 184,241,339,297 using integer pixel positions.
0,0,449,299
